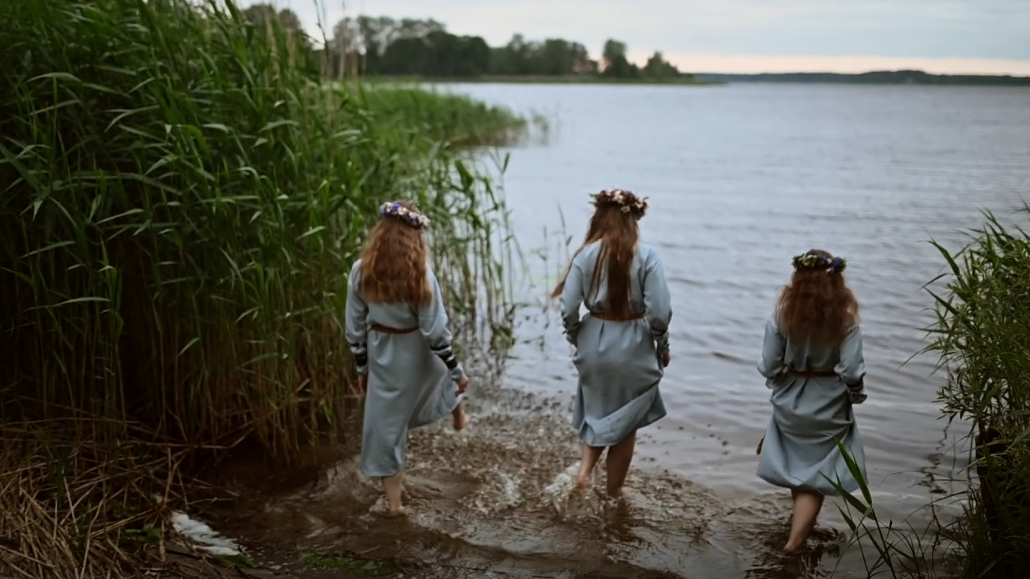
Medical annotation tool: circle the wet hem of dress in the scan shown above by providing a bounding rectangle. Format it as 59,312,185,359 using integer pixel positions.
362,467,403,479
757,476,855,497
577,412,667,447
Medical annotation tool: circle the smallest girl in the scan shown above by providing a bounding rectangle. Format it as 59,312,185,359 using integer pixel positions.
756,249,868,553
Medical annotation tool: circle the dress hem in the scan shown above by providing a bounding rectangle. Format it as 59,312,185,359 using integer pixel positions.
578,410,667,448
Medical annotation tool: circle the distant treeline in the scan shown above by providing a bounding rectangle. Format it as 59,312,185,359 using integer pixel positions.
240,7,1028,87
694,70,1030,87
242,6,689,81
327,16,686,80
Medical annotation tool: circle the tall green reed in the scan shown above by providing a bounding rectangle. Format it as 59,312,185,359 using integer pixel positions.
922,208,1030,578
0,0,524,451
0,0,525,574
826,207,1030,579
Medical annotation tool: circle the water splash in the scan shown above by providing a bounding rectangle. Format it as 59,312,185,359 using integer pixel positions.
170,511,242,557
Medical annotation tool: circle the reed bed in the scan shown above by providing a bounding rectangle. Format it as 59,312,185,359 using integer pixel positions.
0,0,525,576
829,208,1030,579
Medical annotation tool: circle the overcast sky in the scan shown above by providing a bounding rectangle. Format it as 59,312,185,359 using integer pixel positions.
241,0,1030,74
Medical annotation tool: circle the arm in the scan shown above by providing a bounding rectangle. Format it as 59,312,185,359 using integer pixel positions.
642,249,673,356
344,261,369,375
418,268,465,382
558,259,585,346
757,314,787,382
835,324,867,404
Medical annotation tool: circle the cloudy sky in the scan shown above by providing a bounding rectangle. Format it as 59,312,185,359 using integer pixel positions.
244,0,1030,74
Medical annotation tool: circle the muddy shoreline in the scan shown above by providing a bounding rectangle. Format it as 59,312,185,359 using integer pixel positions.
174,378,883,579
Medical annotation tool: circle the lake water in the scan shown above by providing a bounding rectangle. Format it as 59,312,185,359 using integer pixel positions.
223,83,1030,579
466,83,1030,571
475,82,1028,498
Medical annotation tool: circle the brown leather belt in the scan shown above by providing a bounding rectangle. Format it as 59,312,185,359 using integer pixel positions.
370,323,417,334
590,311,645,322
788,369,837,378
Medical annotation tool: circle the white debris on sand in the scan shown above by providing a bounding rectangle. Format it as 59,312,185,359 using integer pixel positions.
169,511,243,557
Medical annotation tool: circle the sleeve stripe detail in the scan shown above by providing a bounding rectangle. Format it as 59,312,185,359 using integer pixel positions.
431,345,459,370
349,342,368,366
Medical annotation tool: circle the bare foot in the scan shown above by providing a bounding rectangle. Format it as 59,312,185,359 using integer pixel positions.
782,539,804,553
452,410,471,431
388,506,407,517
575,464,593,489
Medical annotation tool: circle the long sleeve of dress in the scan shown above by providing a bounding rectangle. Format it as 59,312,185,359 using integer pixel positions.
835,324,868,404
757,314,787,384
345,261,369,375
643,249,673,355
558,260,585,346
418,267,465,382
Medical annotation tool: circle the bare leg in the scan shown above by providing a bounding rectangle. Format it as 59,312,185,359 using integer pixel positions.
784,489,824,552
382,471,406,515
452,401,470,431
605,431,637,497
576,443,604,489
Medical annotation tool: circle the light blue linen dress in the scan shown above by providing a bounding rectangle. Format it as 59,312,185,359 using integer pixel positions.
756,312,868,495
345,260,465,478
559,241,672,447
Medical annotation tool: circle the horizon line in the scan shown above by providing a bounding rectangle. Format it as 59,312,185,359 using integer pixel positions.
635,53,1030,77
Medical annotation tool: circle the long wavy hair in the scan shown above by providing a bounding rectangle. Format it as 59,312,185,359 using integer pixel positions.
551,193,644,317
358,200,432,306
776,248,859,344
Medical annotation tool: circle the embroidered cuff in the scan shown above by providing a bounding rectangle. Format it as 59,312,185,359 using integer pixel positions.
449,362,465,383
563,320,581,345
349,342,368,371
846,380,866,404
431,344,460,371
654,331,670,354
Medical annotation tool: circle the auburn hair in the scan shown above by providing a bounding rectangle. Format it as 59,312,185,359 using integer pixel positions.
551,204,640,317
358,201,432,306
776,249,859,344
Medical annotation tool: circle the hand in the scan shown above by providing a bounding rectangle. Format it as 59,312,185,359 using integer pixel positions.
662,351,671,368
456,374,469,395
357,373,368,393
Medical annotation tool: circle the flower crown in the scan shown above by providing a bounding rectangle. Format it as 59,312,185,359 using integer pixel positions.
379,201,430,229
792,252,847,274
590,189,649,215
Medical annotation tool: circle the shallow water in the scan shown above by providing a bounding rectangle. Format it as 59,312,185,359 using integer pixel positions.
220,84,1030,578
220,386,854,578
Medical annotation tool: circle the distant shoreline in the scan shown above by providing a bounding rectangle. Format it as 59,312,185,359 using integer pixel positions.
362,74,722,86
693,70,1030,87
354,70,1030,87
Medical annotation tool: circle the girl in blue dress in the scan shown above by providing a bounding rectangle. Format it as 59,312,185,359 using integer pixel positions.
757,249,868,552
554,189,673,497
345,201,471,515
